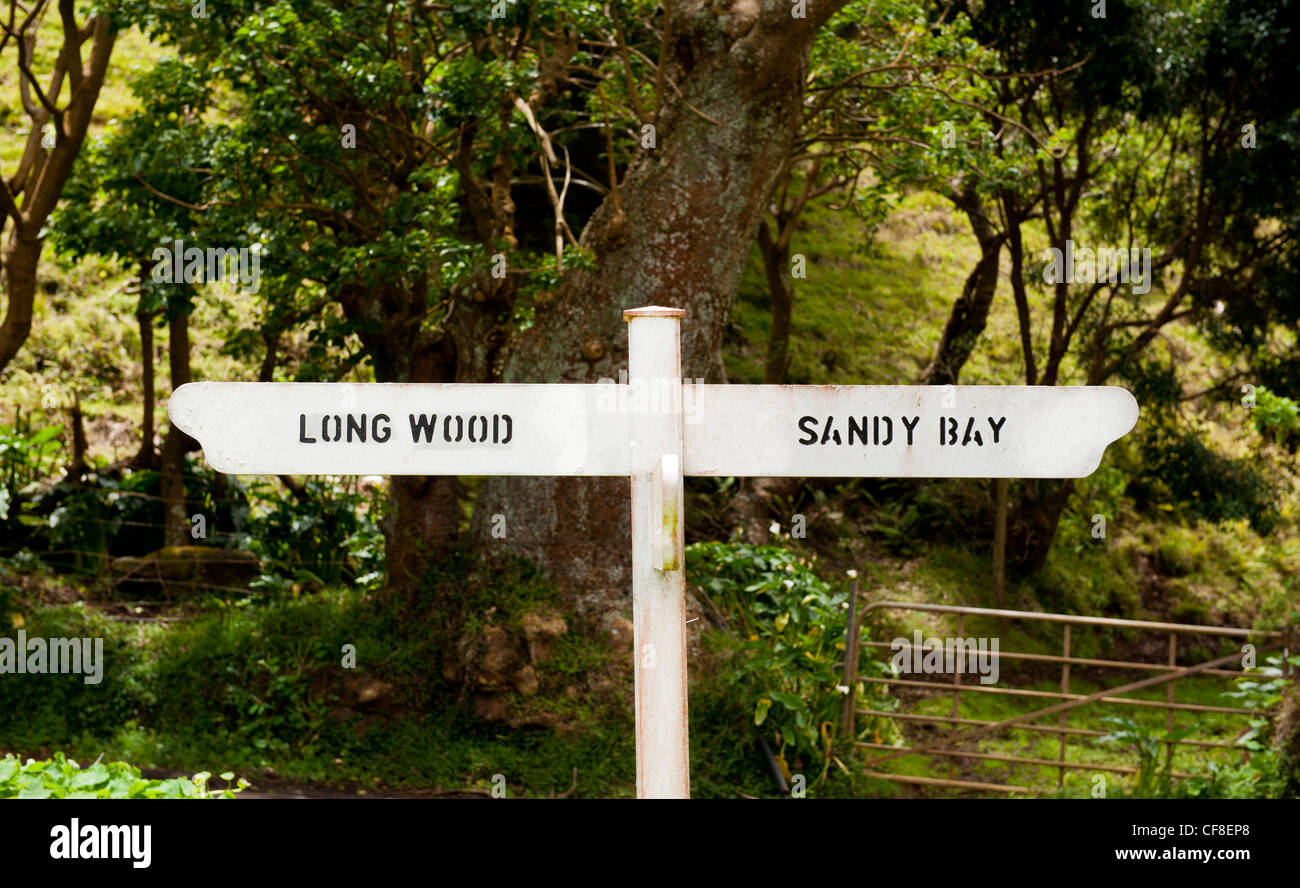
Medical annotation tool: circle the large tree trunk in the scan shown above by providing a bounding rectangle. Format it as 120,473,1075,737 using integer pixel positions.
472,1,849,614
161,310,195,548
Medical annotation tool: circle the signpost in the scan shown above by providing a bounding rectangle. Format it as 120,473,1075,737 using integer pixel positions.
169,306,1139,799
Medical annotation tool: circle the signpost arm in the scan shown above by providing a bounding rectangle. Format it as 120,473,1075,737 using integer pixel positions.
624,306,690,799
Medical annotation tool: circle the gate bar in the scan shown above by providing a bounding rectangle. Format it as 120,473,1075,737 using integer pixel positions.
862,645,1281,770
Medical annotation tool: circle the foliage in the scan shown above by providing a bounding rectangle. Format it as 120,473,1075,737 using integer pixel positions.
1131,423,1279,533
243,478,385,593
1251,386,1300,451
13,460,251,575
1097,715,1197,798
0,413,63,525
1174,652,1299,799
1173,750,1295,800
1224,651,1299,748
0,752,246,799
687,542,879,780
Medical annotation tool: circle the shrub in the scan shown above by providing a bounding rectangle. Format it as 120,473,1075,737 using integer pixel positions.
244,477,385,592
0,752,247,798
686,542,894,782
1132,425,1280,533
1157,526,1206,576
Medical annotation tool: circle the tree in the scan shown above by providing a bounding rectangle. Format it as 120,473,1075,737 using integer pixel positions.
51,58,215,544
960,0,1300,568
0,0,116,373
106,0,860,610
473,0,859,611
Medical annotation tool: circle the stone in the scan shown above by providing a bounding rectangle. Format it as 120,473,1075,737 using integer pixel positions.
521,610,567,663
479,623,522,687
608,616,634,655
513,664,540,696
356,679,393,707
474,693,511,723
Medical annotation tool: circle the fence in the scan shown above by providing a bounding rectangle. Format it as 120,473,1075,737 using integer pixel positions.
841,598,1289,795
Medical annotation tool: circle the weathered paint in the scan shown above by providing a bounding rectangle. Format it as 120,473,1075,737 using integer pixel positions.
682,384,1138,478
625,307,690,799
171,381,1138,480
167,382,630,476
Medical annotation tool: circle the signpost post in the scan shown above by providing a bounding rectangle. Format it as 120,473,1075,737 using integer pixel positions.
169,305,1139,799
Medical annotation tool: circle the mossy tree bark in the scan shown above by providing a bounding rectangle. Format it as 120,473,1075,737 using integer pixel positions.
472,0,852,614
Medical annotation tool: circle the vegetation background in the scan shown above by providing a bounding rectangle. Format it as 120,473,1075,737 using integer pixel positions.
0,0,1297,797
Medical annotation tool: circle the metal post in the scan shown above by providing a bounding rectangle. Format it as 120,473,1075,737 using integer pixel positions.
1165,633,1177,771
949,613,965,780
624,306,689,799
1058,624,1070,790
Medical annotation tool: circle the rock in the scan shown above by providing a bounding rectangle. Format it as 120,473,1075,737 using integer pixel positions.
475,693,512,723
356,680,393,707
111,546,261,599
478,623,523,687
521,610,567,663
513,665,540,696
607,617,634,655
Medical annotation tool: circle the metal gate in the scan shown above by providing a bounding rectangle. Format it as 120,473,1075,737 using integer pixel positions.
840,599,1288,795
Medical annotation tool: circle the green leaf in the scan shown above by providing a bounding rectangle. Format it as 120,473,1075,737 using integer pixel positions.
769,691,803,710
18,782,53,799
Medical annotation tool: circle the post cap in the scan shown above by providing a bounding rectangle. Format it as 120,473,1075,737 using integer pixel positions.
623,305,686,321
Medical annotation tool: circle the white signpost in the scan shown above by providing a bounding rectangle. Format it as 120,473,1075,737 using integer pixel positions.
169,306,1139,799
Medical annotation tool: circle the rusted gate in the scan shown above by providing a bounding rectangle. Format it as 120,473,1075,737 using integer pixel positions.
841,599,1288,795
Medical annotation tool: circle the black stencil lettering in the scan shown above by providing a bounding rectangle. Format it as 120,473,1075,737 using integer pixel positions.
347,413,366,443
901,415,919,445
798,415,818,445
444,415,464,443
820,416,840,445
848,416,869,445
410,414,437,442
988,416,1006,443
